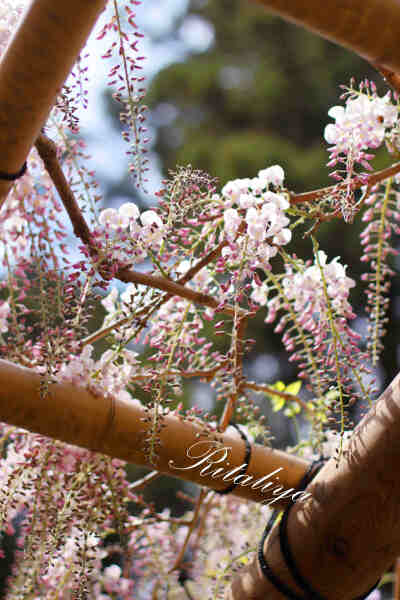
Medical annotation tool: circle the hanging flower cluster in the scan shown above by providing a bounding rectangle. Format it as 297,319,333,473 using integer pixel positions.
131,495,272,600
96,0,149,187
281,250,356,320
221,165,292,272
325,91,398,164
360,179,400,364
261,250,374,420
58,343,142,405
323,82,399,222
98,202,165,266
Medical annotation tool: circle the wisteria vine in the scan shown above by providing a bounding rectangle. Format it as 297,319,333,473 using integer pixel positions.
1,1,400,599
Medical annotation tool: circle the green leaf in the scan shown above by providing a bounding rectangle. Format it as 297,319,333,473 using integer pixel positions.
271,395,285,412
246,420,265,439
325,388,340,402
285,381,302,396
284,402,301,417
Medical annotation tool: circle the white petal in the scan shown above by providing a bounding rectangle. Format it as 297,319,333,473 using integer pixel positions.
258,165,285,186
99,208,118,227
119,202,139,220
140,210,163,227
327,106,345,121
324,124,338,144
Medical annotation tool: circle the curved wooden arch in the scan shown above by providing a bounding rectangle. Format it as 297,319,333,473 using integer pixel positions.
255,0,400,73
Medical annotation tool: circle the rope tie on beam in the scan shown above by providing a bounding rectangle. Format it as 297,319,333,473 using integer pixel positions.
0,161,27,181
258,457,380,599
215,422,252,495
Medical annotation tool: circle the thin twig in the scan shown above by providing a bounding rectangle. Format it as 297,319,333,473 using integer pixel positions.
178,240,227,285
129,361,230,383
243,380,312,414
128,470,160,491
290,161,400,205
35,134,93,249
116,267,221,309
168,489,210,574
219,315,248,432
191,493,218,558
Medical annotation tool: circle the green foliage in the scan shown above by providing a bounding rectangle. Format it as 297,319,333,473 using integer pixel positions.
148,0,381,190
268,380,301,413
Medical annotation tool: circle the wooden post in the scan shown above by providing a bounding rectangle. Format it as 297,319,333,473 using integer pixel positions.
0,0,107,203
227,371,400,599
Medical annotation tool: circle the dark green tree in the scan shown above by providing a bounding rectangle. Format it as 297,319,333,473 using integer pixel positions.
148,0,383,190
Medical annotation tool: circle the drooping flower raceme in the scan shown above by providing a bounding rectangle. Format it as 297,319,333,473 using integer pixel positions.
281,250,356,322
97,201,166,267
324,92,398,164
58,343,142,405
261,251,372,408
324,87,399,222
221,165,291,274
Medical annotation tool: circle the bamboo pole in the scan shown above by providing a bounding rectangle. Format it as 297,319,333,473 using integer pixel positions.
0,0,107,203
0,359,309,507
254,0,400,74
227,371,400,599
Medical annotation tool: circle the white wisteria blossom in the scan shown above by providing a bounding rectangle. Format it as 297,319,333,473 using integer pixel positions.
221,166,291,274
282,251,355,320
324,92,398,155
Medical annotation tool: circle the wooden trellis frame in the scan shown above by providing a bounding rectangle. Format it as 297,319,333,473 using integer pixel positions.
2,1,400,598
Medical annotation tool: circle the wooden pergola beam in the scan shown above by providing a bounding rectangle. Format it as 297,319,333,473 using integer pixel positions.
227,373,400,598
0,359,309,507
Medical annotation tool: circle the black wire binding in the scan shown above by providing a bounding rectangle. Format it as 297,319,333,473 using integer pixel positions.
259,457,380,599
0,161,27,181
215,422,252,495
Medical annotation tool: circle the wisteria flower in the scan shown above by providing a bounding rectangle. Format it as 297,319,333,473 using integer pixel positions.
258,164,285,187
0,301,10,333
281,251,355,321
325,92,398,159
